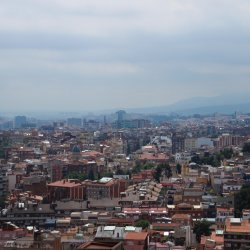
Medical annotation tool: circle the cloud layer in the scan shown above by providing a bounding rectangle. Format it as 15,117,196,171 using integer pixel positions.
1,0,250,112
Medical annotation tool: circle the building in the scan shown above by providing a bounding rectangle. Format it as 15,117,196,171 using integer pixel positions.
2,229,61,250
85,177,126,200
0,165,8,200
116,110,126,123
172,133,185,154
14,116,27,129
67,118,82,127
116,110,126,129
78,241,123,250
47,179,86,201
124,231,148,250
182,188,203,205
216,207,234,230
0,204,55,227
224,218,250,250
168,203,205,219
94,225,142,242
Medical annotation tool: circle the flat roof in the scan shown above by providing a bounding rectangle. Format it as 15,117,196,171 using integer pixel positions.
47,180,81,188
124,232,148,240
104,226,115,231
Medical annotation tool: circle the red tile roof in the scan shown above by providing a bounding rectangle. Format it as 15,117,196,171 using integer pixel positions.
47,180,81,188
124,232,148,240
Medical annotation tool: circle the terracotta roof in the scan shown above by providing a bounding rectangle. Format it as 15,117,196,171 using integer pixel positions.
124,232,148,240
81,151,103,157
225,218,250,233
78,242,121,249
152,223,180,228
172,214,191,220
217,207,234,212
123,208,167,214
47,180,81,188
210,231,224,245
138,152,168,161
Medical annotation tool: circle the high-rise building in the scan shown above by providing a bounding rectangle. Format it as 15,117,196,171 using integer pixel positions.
67,118,82,127
172,132,185,154
116,110,126,123
0,165,8,199
14,116,27,129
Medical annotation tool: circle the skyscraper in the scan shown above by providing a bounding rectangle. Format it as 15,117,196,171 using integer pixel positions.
14,116,27,129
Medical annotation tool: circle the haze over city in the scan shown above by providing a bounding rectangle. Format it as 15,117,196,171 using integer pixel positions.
3,2,250,249
1,0,250,113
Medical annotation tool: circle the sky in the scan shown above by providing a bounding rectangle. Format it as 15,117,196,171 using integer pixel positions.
1,0,250,113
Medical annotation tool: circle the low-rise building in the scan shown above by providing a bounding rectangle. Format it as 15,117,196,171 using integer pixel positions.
224,218,250,250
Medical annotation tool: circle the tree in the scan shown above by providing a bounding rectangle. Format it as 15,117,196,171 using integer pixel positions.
163,164,172,179
132,163,142,174
153,163,172,182
115,169,125,175
0,197,6,209
176,163,182,174
135,220,150,229
154,165,162,182
143,164,154,170
88,169,95,180
66,172,87,181
100,172,113,178
125,169,131,177
193,220,211,243
243,142,250,153
235,183,250,217
221,148,233,159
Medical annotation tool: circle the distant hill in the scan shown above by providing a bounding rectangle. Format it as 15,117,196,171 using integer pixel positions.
125,94,250,115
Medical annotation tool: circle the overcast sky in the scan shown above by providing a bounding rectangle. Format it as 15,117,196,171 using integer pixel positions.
1,0,250,112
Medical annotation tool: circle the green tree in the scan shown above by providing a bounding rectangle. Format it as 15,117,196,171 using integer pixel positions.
100,172,113,178
135,220,150,229
193,220,211,243
66,172,87,181
0,197,6,209
125,170,132,178
243,142,250,153
154,163,172,182
154,165,162,182
143,164,154,170
176,163,182,174
88,169,95,180
191,155,202,165
115,169,125,175
221,148,233,159
235,183,250,217
132,163,142,174
163,164,172,179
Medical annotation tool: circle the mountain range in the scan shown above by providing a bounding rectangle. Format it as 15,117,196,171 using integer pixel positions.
125,94,250,115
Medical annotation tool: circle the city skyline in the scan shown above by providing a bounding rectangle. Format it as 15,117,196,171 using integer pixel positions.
1,1,250,112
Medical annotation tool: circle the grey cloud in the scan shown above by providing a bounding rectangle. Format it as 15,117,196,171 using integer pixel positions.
1,1,250,112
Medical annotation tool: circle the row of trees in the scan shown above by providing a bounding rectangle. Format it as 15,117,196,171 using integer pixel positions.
191,148,234,167
66,169,96,181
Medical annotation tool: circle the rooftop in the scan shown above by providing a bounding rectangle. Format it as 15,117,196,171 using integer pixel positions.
225,218,250,233
78,241,122,249
47,179,81,188
124,231,148,240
